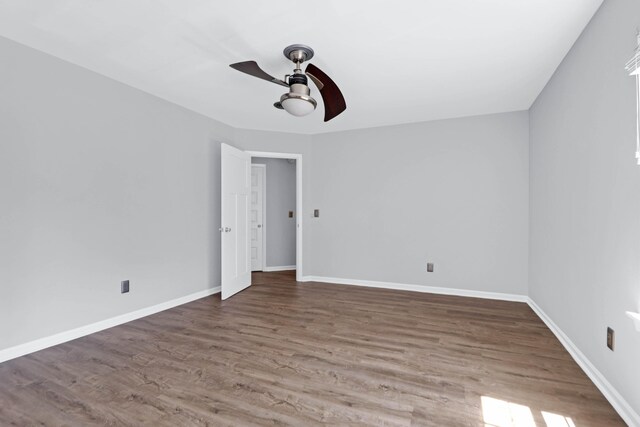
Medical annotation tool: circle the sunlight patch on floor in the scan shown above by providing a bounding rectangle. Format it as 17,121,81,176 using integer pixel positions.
541,411,576,427
482,396,577,427
482,396,536,427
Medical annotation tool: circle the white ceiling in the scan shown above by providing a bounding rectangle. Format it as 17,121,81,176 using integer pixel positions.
0,0,602,134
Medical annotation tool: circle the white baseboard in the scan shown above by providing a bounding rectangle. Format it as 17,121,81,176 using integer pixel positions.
263,265,296,272
527,299,640,427
2,274,637,425
300,275,527,302
0,286,221,364
301,275,638,424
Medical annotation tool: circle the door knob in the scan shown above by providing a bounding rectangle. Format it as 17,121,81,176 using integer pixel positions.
225,227,231,232
257,224,262,228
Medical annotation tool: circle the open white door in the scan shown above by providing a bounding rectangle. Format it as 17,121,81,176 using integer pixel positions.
221,143,251,300
250,165,265,271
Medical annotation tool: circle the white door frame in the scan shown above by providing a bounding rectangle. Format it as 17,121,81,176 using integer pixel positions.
250,164,267,271
246,151,303,281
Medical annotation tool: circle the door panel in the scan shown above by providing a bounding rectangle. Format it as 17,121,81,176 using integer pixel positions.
250,165,264,271
221,144,251,300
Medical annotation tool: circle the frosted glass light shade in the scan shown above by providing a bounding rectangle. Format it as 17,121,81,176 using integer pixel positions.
281,97,316,117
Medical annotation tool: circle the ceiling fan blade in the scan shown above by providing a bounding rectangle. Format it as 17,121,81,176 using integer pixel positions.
229,61,289,87
305,63,346,122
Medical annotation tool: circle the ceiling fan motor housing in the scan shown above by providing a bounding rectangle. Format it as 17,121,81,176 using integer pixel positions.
283,74,315,102
286,83,314,98
289,73,307,86
280,72,317,116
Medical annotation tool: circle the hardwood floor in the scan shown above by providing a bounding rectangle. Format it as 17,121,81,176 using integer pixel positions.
0,272,624,426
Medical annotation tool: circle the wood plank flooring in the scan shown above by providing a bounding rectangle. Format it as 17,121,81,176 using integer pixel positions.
0,272,624,426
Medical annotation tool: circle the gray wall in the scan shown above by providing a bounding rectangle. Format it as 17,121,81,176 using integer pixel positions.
0,36,312,352
529,0,640,415
309,112,530,295
251,158,296,268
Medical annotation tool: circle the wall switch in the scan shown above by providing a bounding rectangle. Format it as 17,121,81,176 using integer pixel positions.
607,327,614,351
121,280,130,294
288,211,294,218
313,209,320,218
427,263,434,272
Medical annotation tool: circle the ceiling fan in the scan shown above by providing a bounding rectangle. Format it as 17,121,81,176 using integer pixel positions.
229,44,346,122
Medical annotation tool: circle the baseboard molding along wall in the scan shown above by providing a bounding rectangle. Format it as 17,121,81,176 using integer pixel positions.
263,265,296,272
527,299,640,427
1,274,638,426
300,275,528,302
0,286,221,364
301,274,639,426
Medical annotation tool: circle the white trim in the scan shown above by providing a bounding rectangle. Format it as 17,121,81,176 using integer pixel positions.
298,275,638,425
263,265,296,272
2,272,637,425
246,151,303,282
527,299,640,427
300,276,527,302
250,164,267,272
0,287,221,364
261,165,267,271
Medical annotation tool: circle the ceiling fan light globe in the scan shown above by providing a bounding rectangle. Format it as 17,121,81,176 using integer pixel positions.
280,93,317,117
281,98,315,117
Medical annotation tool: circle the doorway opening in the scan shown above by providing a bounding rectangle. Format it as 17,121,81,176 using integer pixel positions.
247,151,302,284
220,144,303,300
250,157,297,275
